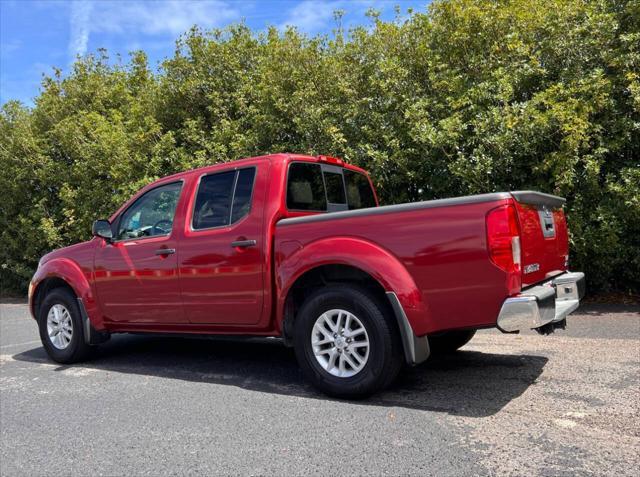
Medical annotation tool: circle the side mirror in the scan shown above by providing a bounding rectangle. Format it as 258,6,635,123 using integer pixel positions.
92,219,113,241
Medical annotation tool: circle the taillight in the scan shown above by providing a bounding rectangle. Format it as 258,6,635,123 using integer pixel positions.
487,204,521,294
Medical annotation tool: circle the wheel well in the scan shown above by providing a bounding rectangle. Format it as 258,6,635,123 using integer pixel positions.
282,264,390,345
33,277,76,318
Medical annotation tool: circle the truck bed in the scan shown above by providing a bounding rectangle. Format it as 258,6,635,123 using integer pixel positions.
275,191,569,336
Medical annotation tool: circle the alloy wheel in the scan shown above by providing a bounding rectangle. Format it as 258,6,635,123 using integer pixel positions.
311,309,370,378
46,304,73,350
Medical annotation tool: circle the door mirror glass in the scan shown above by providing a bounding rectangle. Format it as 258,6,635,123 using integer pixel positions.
92,219,113,240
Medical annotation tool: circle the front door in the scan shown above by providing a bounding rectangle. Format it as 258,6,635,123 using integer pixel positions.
178,164,265,325
94,181,186,324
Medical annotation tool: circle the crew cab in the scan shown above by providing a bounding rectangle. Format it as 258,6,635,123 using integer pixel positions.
29,153,585,397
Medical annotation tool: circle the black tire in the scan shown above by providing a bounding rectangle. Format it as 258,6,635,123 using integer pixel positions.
38,288,92,364
428,329,476,354
293,285,403,399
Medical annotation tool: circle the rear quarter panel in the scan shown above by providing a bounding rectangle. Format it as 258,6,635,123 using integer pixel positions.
275,198,513,336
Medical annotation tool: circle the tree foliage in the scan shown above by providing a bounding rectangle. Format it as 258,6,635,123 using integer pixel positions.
1,0,638,294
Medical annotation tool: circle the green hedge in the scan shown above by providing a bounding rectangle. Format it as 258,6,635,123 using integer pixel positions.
1,0,638,295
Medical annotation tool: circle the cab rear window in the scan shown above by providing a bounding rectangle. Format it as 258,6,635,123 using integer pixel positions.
286,162,375,212
287,163,327,211
324,171,346,205
344,170,376,209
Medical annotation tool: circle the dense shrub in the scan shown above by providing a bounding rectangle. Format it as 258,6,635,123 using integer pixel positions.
1,0,638,295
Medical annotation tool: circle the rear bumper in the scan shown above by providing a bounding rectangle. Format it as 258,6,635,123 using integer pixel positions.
497,272,585,333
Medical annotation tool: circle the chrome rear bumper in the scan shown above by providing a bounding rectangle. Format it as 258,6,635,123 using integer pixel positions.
497,272,585,333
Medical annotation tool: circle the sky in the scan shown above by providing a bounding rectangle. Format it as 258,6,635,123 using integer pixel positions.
0,0,431,106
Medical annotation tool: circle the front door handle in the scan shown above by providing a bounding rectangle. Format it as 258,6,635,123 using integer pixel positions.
231,239,257,248
155,248,176,256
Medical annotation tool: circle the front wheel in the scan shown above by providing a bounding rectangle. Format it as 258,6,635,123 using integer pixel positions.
293,285,403,399
38,288,92,364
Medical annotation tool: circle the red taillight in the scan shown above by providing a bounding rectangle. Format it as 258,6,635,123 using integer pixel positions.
487,204,521,294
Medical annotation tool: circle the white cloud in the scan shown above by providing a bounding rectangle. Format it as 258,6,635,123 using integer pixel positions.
69,0,93,59
91,0,239,36
66,0,239,62
279,0,342,33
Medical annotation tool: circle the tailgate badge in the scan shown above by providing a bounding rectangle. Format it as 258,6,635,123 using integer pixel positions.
524,263,540,274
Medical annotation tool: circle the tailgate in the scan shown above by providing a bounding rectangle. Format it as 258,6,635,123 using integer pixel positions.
511,191,569,287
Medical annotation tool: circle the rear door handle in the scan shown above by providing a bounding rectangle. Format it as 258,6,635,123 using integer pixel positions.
231,239,257,248
155,248,176,256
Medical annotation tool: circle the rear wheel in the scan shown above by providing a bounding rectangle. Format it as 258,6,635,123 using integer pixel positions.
293,285,403,398
428,329,476,354
38,288,92,364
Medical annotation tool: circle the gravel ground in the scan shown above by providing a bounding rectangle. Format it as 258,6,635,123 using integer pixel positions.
1,302,638,476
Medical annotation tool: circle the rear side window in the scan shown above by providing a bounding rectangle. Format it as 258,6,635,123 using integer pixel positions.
192,168,256,230
344,170,376,209
287,163,327,211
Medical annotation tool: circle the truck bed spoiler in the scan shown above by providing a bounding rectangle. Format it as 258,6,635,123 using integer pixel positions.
510,191,566,209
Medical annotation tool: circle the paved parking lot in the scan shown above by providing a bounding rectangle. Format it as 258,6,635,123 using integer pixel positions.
1,301,638,476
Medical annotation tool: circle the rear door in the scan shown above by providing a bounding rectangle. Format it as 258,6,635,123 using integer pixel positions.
178,163,267,325
511,192,569,287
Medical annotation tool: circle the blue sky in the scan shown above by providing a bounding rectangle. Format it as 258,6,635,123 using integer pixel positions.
1,0,431,106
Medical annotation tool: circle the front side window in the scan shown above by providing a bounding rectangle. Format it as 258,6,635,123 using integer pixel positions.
192,167,256,230
117,182,182,240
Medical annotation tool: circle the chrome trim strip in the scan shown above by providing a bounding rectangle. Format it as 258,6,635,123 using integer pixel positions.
386,292,430,366
510,191,566,208
278,192,512,227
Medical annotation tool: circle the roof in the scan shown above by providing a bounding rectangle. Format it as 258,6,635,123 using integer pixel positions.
156,153,368,182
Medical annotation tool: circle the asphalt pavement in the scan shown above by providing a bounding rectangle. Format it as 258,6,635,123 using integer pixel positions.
1,301,638,476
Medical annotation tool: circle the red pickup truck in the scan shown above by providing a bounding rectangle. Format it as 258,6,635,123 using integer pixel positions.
29,153,585,397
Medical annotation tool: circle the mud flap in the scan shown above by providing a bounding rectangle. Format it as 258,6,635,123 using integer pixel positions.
386,292,430,365
77,298,110,345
